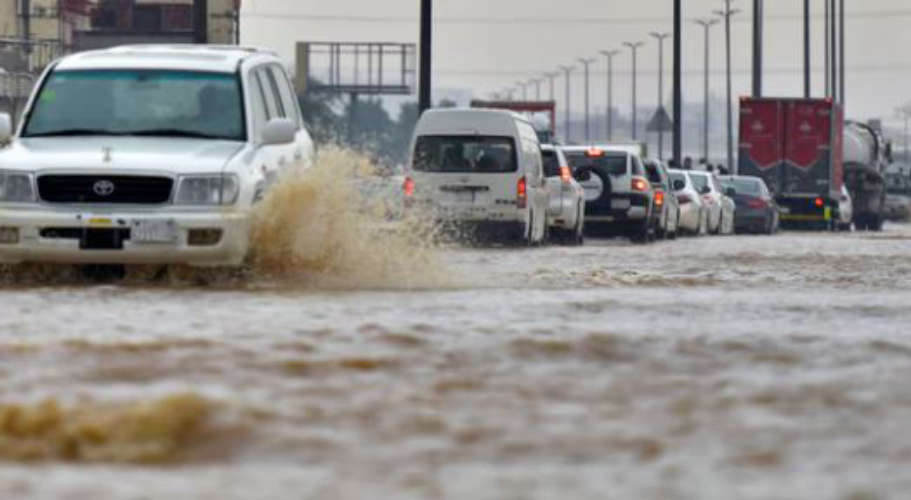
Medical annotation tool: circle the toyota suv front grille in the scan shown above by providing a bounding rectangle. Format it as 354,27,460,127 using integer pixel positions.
37,175,174,204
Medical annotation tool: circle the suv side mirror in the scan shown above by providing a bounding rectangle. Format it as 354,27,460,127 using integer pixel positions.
0,113,12,143
724,187,736,197
672,179,685,191
261,118,297,145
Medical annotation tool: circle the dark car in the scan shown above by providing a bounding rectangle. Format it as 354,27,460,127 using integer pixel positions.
718,175,779,234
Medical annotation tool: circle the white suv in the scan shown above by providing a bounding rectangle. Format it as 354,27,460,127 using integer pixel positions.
0,45,313,266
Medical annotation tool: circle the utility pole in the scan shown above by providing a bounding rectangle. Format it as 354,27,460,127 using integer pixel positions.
715,1,739,173
599,50,619,141
578,58,596,142
516,81,528,101
545,72,559,101
803,0,810,98
650,32,670,160
824,0,830,97
829,0,837,102
695,18,719,165
418,0,432,114
673,0,683,167
623,41,645,141
839,0,845,108
531,78,543,101
752,0,763,97
559,65,574,143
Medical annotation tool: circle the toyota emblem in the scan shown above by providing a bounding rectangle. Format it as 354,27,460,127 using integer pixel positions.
93,180,115,197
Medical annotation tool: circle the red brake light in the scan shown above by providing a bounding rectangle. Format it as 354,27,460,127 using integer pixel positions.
586,147,604,157
517,177,528,209
631,177,650,192
747,198,766,209
560,165,571,183
814,197,824,208
403,177,415,197
655,190,665,206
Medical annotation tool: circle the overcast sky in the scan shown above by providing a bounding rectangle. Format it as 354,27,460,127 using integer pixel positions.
241,0,911,122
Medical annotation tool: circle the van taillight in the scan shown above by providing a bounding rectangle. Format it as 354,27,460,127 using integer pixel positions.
517,177,528,209
631,177,650,192
560,166,572,183
403,177,415,197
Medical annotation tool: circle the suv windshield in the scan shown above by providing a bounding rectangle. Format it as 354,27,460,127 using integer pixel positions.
564,152,627,175
413,136,517,173
541,149,561,177
23,69,245,140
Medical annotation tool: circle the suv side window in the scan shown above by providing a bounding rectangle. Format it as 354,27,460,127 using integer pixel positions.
269,65,301,127
248,69,269,133
254,68,279,119
263,66,287,118
632,155,645,176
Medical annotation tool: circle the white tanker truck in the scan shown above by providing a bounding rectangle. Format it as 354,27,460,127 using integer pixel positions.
843,121,891,231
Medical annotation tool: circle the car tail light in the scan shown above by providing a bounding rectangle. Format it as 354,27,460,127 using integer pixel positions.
655,190,665,206
560,166,572,184
747,198,767,209
814,197,824,208
517,176,527,209
403,177,415,197
677,194,692,204
631,176,650,192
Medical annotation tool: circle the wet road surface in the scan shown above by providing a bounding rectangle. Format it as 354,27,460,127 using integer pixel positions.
1,225,910,499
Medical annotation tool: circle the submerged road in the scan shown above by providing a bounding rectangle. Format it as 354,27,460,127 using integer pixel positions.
1,225,910,499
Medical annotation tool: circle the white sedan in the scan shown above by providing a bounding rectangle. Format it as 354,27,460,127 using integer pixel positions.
541,144,585,245
688,171,735,235
668,168,708,235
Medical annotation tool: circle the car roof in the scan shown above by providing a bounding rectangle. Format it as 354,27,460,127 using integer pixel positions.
561,145,627,156
53,44,280,73
416,108,528,136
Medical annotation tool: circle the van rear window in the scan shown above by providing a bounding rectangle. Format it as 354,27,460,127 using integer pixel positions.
564,152,628,175
413,136,517,173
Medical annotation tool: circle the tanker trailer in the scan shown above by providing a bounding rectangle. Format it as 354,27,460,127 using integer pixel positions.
843,121,889,230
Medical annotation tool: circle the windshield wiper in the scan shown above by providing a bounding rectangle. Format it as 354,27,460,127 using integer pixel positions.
23,128,126,137
125,129,232,140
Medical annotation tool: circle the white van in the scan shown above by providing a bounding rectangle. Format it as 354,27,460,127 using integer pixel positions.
406,109,549,244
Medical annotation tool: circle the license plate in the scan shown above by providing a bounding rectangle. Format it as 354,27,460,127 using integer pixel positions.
454,191,475,203
611,198,631,210
131,219,177,243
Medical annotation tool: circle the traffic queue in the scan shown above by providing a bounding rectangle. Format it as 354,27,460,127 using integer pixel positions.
404,108,800,245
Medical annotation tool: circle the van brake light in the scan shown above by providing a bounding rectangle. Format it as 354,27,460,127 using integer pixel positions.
560,166,572,183
586,147,604,157
517,177,528,209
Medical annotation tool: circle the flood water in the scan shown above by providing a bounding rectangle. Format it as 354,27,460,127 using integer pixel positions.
1,222,910,499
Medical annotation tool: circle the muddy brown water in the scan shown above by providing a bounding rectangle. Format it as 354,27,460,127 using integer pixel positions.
0,223,910,499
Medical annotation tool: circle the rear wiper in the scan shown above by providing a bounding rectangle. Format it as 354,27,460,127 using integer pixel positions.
23,129,126,137
125,129,230,140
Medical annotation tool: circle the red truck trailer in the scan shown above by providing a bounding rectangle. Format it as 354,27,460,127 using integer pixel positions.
470,100,556,144
738,97,844,228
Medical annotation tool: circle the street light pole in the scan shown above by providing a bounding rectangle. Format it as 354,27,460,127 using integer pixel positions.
803,0,810,98
752,0,763,97
516,81,528,101
578,57,596,142
715,2,740,173
531,78,543,101
545,72,559,101
650,32,670,159
839,0,845,108
559,65,574,143
825,0,830,97
673,0,683,167
599,50,619,141
623,41,645,141
418,0,432,114
695,18,719,165
829,0,837,102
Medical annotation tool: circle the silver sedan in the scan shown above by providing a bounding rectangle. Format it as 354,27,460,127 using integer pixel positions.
541,144,585,245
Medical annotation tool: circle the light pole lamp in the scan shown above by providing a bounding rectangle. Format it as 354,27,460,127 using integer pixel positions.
694,18,719,165
715,2,740,173
578,57,596,142
650,32,670,159
600,49,619,141
623,41,645,141
559,65,574,143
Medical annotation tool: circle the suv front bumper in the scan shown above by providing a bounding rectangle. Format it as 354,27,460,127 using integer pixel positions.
0,206,250,266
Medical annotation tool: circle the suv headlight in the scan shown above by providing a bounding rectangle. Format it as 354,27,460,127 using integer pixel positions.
175,174,240,206
0,171,35,202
